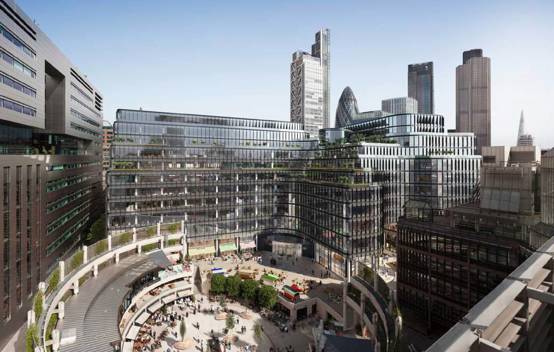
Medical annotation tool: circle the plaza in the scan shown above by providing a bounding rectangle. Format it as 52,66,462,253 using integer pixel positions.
24,225,399,352
124,251,348,352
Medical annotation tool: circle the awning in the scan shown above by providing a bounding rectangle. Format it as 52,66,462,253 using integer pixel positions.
135,311,150,325
148,301,163,313
220,242,237,252
291,284,303,293
127,325,141,340
189,245,215,256
241,240,256,249
262,273,279,282
283,285,298,296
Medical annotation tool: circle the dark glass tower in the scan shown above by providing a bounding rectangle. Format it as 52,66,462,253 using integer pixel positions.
408,62,434,114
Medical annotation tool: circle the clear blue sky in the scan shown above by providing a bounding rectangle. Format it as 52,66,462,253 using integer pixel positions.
17,0,554,148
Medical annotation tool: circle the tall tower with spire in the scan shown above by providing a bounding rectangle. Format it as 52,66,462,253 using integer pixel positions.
517,110,534,146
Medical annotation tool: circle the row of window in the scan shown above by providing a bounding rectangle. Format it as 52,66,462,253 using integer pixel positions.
46,174,91,193
0,95,35,117
70,82,93,103
47,200,91,234
0,23,35,58
70,95,101,119
117,110,304,131
70,122,100,137
0,47,35,77
49,161,99,171
0,71,35,97
46,214,89,255
46,186,92,214
70,108,100,127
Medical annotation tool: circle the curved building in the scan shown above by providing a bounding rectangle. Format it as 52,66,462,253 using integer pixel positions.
335,86,359,128
335,87,389,128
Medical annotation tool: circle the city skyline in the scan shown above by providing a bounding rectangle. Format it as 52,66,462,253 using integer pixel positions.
1,1,553,351
16,0,554,148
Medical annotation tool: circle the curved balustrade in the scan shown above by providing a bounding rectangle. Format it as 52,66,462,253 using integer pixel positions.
120,282,194,351
348,276,401,352
119,269,194,333
33,221,187,350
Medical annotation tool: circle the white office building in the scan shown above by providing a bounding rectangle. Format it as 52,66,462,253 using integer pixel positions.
381,97,418,114
290,29,329,137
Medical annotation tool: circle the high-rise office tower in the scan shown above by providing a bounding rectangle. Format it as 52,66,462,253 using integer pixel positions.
408,62,434,114
290,29,330,137
0,0,103,345
381,97,418,114
516,110,534,146
456,49,491,154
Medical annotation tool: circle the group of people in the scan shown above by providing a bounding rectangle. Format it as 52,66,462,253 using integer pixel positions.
269,345,296,352
132,296,203,351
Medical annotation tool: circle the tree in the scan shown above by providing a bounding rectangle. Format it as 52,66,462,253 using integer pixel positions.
226,312,235,333
180,320,186,341
85,215,106,245
257,285,278,309
240,279,259,302
211,274,226,295
253,323,262,339
225,275,241,298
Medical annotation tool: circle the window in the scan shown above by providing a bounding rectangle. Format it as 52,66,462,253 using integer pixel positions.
0,72,36,97
0,48,35,77
0,96,36,117
0,23,35,58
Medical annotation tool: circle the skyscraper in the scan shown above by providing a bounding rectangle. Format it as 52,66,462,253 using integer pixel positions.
290,29,330,137
408,62,434,114
456,49,491,154
381,97,418,115
517,110,534,146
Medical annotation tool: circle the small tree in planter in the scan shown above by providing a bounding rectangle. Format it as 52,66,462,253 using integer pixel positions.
226,312,235,334
211,274,226,295
180,320,186,341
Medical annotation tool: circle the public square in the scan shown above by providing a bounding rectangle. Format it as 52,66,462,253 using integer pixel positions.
131,251,346,352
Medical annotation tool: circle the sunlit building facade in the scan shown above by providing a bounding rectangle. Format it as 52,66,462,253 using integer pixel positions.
290,29,330,137
0,0,103,346
108,105,480,278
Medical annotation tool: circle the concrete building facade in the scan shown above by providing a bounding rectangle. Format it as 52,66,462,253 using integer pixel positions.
0,0,103,345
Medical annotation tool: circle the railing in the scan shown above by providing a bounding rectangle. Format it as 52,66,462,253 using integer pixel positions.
119,269,194,333
33,221,187,350
120,282,194,350
352,262,402,352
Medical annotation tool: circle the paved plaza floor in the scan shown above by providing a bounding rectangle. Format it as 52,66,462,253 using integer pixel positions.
133,252,343,351
196,252,342,292
134,294,317,352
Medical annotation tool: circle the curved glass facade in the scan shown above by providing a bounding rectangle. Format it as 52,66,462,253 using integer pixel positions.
108,107,480,276
335,86,358,128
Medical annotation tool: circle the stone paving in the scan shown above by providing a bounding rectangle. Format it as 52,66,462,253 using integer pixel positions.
196,252,342,292
135,295,316,352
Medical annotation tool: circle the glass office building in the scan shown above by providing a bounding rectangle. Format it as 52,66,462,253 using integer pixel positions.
108,106,480,277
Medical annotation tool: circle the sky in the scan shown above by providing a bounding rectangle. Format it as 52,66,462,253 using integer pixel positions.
17,0,554,148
